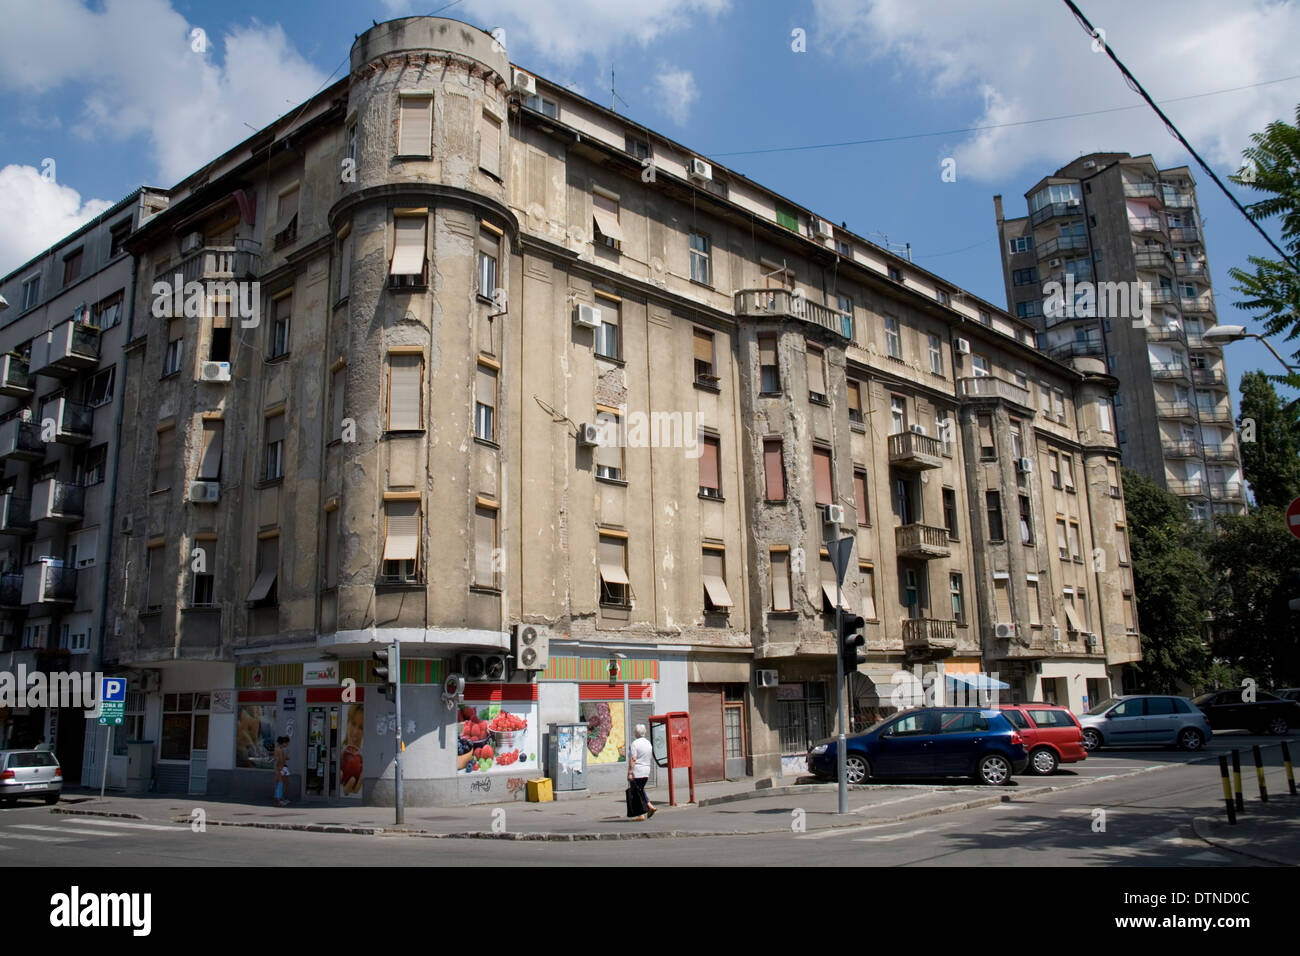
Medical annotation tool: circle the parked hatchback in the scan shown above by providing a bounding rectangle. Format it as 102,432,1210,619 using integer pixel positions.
1078,695,1212,752
807,707,1028,786
997,703,1088,775
1273,688,1300,703
0,749,63,804
1193,689,1300,736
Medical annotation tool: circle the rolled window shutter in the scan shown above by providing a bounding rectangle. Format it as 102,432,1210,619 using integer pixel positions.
390,217,427,275
702,548,733,608
813,447,832,506
698,435,720,490
476,364,496,412
592,192,623,242
275,189,298,233
806,347,825,394
771,551,791,611
763,440,784,499
847,381,861,414
693,329,714,364
861,566,876,619
599,536,629,586
474,506,497,583
399,96,432,155
594,419,622,469
479,113,500,176
266,414,285,446
388,355,422,430
198,421,223,480
854,472,867,522
154,429,174,489
1027,580,1041,624
994,578,1012,622
758,336,777,366
384,501,420,562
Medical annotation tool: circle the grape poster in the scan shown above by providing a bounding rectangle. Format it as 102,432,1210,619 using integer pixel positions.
455,698,539,775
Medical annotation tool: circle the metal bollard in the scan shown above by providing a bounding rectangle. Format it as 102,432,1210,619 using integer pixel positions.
1252,745,1269,803
1218,755,1237,825
1282,741,1297,797
1231,749,1244,812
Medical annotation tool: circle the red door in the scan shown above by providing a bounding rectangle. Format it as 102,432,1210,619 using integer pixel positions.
687,683,725,782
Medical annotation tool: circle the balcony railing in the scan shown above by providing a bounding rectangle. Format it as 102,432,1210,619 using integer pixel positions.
1175,260,1208,277
1156,401,1195,419
1167,478,1207,497
1169,226,1200,243
21,560,78,605
1180,296,1214,314
958,376,1032,407
0,354,33,397
1203,442,1237,462
1150,362,1189,380
40,397,94,444
1123,182,1163,200
895,523,952,560
1128,216,1164,233
1029,201,1084,228
1209,481,1244,500
1047,340,1105,362
1035,235,1090,261
0,573,22,608
1147,288,1178,305
1186,333,1218,350
30,320,100,377
733,289,852,340
29,479,85,523
1133,250,1172,270
1161,440,1201,459
0,419,45,461
887,431,944,470
1164,191,1194,209
177,241,262,286
1199,405,1233,423
1145,325,1186,343
902,618,958,657
0,494,34,535
1192,368,1226,388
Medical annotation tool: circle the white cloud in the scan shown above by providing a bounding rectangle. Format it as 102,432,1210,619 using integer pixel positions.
811,0,1300,180
0,165,114,276
649,67,699,126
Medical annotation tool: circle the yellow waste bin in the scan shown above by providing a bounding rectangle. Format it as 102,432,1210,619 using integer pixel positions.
526,778,554,802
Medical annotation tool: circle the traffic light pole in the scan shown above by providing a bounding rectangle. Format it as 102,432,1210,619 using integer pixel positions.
393,640,404,825
832,520,847,815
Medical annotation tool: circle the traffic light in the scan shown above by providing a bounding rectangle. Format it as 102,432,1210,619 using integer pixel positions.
840,614,866,671
373,645,396,702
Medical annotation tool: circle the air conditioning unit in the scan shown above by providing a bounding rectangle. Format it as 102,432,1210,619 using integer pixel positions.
755,669,779,689
189,481,220,503
812,218,834,238
577,422,601,447
1066,198,1081,207
1016,457,1034,473
995,622,1016,639
460,654,506,682
199,361,231,382
823,503,845,525
1049,258,1063,267
1085,633,1099,649
180,232,203,254
513,623,551,671
688,158,713,183
908,424,927,436
573,303,602,329
954,337,971,355
119,514,134,535
511,70,536,96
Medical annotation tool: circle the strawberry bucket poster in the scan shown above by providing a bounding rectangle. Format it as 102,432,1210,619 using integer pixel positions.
456,696,539,775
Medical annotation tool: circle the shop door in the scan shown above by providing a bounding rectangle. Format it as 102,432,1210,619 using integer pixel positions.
687,684,725,782
305,705,339,799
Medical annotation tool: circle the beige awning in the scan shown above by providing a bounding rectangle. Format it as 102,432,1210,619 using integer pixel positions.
821,582,850,610
1064,604,1086,634
592,193,623,243
703,574,733,608
600,561,630,586
390,217,426,275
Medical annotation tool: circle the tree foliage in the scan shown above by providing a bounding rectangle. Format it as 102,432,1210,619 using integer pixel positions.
1237,370,1300,509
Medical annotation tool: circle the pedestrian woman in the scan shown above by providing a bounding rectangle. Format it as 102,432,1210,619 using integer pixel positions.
273,735,291,807
626,724,656,821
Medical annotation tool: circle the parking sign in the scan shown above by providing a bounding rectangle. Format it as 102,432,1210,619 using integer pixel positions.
98,677,126,726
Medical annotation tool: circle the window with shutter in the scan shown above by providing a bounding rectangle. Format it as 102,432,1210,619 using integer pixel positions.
387,354,423,431
812,446,832,507
847,380,863,424
693,329,716,382
264,414,285,480
702,548,733,610
806,344,826,401
331,366,346,441
474,505,498,589
475,363,497,442
994,577,1012,623
594,410,623,480
860,563,876,619
153,428,174,491
1026,578,1041,625
273,186,299,248
770,549,791,612
389,215,427,281
247,536,278,604
598,535,629,605
592,190,623,248
197,420,223,481
854,470,869,526
758,335,780,393
479,112,501,176
398,95,433,156
338,230,352,300
324,509,339,590
146,544,165,609
383,501,420,583
698,434,721,498
763,438,785,501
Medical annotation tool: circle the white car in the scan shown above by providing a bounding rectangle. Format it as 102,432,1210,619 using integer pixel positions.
0,749,63,804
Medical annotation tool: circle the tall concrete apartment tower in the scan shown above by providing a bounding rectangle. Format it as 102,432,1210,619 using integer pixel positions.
995,153,1246,521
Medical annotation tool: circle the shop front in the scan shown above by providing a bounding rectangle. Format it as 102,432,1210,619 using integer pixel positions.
1036,661,1112,714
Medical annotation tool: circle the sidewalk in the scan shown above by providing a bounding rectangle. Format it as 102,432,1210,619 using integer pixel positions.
1192,795,1300,866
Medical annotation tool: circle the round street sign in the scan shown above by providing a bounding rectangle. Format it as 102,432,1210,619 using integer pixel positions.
1287,496,1300,541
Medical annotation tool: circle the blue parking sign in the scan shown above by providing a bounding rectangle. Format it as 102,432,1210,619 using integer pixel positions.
98,677,126,725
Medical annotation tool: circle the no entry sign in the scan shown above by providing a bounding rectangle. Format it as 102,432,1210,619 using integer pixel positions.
1287,497,1300,540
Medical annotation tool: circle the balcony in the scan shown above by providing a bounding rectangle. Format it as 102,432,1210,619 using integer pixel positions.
39,397,93,444
1186,332,1217,350
21,560,78,606
1175,260,1208,278
887,431,943,470
1180,296,1214,315
1203,442,1237,462
1199,405,1233,423
177,241,261,286
1035,235,1090,261
30,320,100,378
0,494,34,536
0,354,33,398
1149,361,1189,381
902,618,958,658
0,573,23,609
959,376,1032,408
895,523,952,560
1029,201,1084,228
1209,481,1244,501
1169,226,1200,243
1161,440,1201,459
1047,340,1105,362
733,289,852,341
1145,325,1186,344
1164,191,1194,209
1192,368,1227,389
1147,288,1178,306
0,419,45,462
1167,478,1207,497
1133,250,1172,271
1156,401,1195,420
1123,182,1163,201
29,479,84,523
1128,216,1164,234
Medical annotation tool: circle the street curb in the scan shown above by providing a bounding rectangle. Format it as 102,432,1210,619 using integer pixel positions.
51,808,147,821
1189,814,1298,867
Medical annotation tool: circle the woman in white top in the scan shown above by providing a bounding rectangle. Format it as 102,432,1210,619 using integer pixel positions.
626,724,656,820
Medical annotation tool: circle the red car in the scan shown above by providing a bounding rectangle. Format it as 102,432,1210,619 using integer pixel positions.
996,703,1088,775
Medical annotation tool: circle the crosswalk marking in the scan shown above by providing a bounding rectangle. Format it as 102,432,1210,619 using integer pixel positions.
853,827,938,843
72,818,184,832
12,823,127,837
0,832,76,844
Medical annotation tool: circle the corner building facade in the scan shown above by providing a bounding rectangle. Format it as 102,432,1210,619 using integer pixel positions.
105,17,1139,804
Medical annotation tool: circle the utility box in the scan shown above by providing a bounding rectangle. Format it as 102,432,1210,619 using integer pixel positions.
526,778,553,802
547,722,588,792
126,741,154,793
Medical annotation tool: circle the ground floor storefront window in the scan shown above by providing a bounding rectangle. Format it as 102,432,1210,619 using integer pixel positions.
776,681,829,754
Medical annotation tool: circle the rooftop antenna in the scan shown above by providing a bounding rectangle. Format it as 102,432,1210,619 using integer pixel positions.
868,232,913,262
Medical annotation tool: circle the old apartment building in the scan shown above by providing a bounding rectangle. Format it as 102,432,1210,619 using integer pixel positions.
0,186,168,783
97,16,1138,804
995,153,1246,521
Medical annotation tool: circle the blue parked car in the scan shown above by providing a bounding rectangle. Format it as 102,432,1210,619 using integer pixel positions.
807,707,1029,786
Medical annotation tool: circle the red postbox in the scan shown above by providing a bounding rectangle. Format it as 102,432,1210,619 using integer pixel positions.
648,711,694,806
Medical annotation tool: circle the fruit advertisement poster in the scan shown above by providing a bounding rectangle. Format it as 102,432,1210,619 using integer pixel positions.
580,701,626,764
456,699,539,775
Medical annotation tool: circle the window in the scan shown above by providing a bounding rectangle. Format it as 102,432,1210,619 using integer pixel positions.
1049,451,1062,489
1026,577,1042,625
595,409,623,480
479,111,501,176
83,366,115,407
1017,301,1042,319
891,395,906,435
383,500,421,584
153,426,174,492
1078,589,1090,633
598,534,630,606
806,344,826,402
928,335,943,374
145,542,165,610
389,213,428,287
475,361,497,442
592,190,622,251
977,414,995,458
847,380,864,425
776,205,800,232
477,229,498,301
1052,389,1065,421
273,185,299,249
625,135,651,160
397,94,433,156
1009,236,1033,254
860,563,877,620
1107,461,1121,497
986,491,1004,542
594,296,620,359
197,419,223,481
330,365,346,442
936,289,950,306
943,488,958,539
758,335,780,393
193,544,215,606
62,248,83,286
689,232,711,284
812,446,833,507
763,438,785,501
698,433,722,499
836,295,853,339
163,318,184,375
247,535,279,605
1014,369,1028,389
1123,591,1136,632
473,502,498,589
1116,524,1129,565
324,508,339,590
1019,494,1033,545
994,576,1012,623
269,294,291,359
702,547,734,612
1068,519,1082,560
524,94,558,118
854,470,869,526
387,353,423,430
82,444,107,486
1056,517,1069,559
888,265,902,282
93,291,124,329
70,528,97,570
770,549,792,612
263,413,285,481
1012,267,1038,286
693,328,717,383
971,357,992,381
346,122,357,165
950,574,965,624
1061,453,1075,491
109,220,131,258
884,316,902,359
1097,398,1112,433
1010,419,1023,459
21,274,41,311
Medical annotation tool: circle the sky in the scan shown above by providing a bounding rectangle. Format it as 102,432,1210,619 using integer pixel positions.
1,0,1297,404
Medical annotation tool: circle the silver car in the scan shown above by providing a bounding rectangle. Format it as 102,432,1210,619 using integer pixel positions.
1078,695,1212,752
0,749,63,805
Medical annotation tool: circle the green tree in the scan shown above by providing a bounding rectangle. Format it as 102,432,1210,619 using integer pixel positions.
1206,508,1300,686
1238,370,1300,509
1122,468,1214,692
